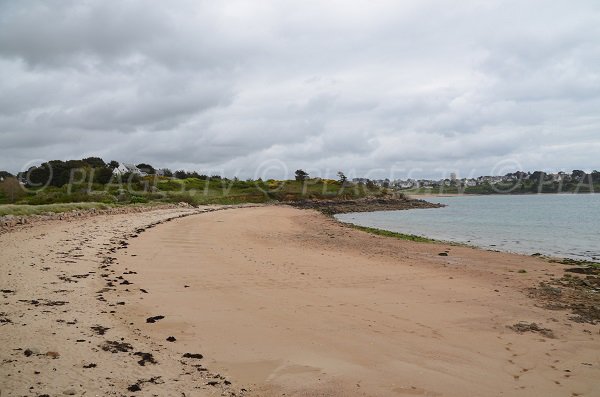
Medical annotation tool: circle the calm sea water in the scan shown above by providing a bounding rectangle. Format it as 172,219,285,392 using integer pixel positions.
336,194,600,261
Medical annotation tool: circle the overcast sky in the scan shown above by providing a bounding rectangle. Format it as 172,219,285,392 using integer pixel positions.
1,0,599,179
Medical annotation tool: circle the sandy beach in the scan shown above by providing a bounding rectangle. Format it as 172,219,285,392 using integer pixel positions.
1,206,599,396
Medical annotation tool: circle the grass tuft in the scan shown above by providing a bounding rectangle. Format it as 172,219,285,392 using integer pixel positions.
549,258,600,269
0,202,115,216
345,224,437,243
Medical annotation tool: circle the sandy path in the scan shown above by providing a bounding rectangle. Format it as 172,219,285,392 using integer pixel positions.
0,206,249,397
108,206,599,397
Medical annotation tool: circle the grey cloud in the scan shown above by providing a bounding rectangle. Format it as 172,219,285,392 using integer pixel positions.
0,1,167,66
1,0,599,179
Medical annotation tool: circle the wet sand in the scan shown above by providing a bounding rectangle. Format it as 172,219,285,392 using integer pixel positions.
1,206,599,396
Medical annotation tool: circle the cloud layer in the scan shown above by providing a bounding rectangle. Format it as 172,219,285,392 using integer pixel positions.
1,0,599,178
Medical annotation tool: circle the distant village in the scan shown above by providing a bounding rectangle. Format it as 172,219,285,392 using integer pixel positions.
352,170,597,189
108,165,597,189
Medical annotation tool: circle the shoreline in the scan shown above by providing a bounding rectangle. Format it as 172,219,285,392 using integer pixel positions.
345,196,600,263
408,192,600,199
1,206,599,396
337,218,600,263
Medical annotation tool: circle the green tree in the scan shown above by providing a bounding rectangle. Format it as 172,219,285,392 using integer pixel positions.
136,163,156,174
94,167,114,184
571,170,586,181
295,169,309,182
530,171,546,183
0,171,14,179
82,157,106,168
27,163,52,187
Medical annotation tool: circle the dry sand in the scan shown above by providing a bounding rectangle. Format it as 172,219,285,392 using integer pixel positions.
0,206,249,397
1,205,599,396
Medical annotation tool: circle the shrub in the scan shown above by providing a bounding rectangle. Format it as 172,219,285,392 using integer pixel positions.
129,195,148,204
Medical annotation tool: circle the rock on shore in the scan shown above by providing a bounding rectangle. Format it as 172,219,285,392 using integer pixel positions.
287,195,443,215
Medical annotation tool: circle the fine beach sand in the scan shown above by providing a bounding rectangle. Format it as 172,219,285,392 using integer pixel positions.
1,206,599,396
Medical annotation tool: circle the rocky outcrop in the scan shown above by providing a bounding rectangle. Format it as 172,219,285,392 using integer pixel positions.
286,195,444,215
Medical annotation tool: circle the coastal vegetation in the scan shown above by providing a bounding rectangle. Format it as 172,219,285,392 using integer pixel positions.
0,160,385,210
548,257,600,270
343,224,436,243
2,159,598,214
529,257,600,324
0,202,115,217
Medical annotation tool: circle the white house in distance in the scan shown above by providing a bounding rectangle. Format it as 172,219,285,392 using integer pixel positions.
112,163,147,176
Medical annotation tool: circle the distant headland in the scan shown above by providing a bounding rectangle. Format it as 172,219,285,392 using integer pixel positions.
1,158,598,212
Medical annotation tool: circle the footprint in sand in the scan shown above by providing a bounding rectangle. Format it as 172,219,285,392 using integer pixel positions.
392,386,441,396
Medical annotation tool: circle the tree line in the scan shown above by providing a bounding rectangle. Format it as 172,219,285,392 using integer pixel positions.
0,158,225,189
